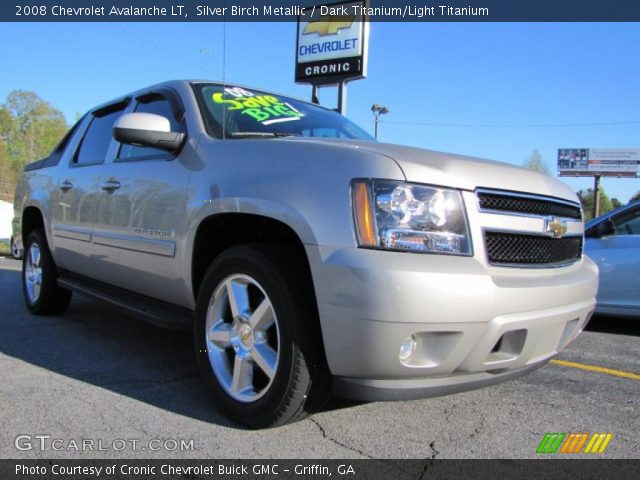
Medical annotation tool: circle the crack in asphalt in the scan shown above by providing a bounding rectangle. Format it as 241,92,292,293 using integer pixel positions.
418,441,440,480
429,440,440,459
307,418,421,478
308,417,374,459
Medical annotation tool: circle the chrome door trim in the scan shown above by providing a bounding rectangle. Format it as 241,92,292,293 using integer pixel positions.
92,231,176,257
52,224,92,242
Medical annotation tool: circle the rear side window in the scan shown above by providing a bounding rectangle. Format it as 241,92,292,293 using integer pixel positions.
42,115,87,168
118,95,183,160
75,106,125,165
52,115,85,155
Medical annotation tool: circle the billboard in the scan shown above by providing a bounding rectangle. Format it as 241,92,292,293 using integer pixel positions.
558,148,640,177
295,0,369,85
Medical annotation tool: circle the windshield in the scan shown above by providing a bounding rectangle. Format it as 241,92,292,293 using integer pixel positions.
192,83,374,141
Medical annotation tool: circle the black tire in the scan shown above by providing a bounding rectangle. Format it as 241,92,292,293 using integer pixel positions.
195,244,330,428
22,229,72,315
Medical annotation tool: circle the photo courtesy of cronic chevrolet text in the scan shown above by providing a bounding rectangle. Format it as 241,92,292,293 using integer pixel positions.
12,80,598,428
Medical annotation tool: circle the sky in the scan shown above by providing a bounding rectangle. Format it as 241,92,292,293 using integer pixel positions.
1,21,639,202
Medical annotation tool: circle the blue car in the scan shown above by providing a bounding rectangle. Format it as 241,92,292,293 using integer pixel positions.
585,201,640,317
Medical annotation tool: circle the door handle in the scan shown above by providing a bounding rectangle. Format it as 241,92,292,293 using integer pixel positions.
59,181,73,192
101,180,121,192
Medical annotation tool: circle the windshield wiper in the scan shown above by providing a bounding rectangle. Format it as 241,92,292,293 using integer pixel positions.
229,132,300,139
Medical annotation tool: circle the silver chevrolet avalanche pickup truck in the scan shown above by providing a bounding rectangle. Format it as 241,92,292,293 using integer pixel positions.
13,80,598,428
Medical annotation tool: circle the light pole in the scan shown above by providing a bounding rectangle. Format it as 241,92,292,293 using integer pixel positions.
371,104,389,139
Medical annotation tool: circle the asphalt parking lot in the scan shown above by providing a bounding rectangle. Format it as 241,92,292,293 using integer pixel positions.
0,256,638,459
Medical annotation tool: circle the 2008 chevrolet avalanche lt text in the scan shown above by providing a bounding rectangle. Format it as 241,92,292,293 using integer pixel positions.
12,81,598,428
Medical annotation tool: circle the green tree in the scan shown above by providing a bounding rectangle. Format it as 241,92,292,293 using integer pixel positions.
630,191,640,203
611,198,622,209
522,149,550,176
0,137,9,197
0,106,16,201
577,187,614,221
0,90,67,201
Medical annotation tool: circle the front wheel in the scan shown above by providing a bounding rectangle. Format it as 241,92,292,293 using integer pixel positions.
22,229,72,315
195,244,329,428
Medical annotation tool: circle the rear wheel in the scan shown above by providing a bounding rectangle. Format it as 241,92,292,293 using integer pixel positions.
10,236,23,260
22,229,72,315
195,244,329,428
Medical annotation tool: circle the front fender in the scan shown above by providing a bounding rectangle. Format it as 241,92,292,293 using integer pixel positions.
13,171,56,251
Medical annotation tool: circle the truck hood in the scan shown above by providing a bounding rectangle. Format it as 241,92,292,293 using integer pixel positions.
290,138,578,202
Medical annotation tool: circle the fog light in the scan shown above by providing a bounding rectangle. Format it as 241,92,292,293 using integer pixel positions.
399,336,416,362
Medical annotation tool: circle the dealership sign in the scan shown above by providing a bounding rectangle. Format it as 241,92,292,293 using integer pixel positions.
295,0,369,85
558,148,640,177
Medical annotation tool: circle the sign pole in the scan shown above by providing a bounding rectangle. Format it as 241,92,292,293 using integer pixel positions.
337,81,348,115
311,85,319,105
295,1,369,115
593,175,601,219
558,148,639,219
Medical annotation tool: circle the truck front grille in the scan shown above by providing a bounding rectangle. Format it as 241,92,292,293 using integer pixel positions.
477,191,582,219
484,231,582,267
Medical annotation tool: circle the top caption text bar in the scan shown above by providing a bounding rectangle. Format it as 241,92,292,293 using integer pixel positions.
4,0,640,22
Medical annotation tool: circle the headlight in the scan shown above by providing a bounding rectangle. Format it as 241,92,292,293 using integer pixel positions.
352,180,472,255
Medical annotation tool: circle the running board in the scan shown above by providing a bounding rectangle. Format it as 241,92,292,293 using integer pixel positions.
57,270,193,331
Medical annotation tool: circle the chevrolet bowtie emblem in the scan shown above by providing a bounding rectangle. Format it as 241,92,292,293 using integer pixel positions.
303,17,355,36
544,217,569,238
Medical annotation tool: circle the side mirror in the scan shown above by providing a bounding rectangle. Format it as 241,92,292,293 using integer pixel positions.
113,112,185,152
585,218,615,238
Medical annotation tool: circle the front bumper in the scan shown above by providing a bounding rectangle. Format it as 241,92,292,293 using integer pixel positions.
306,246,598,401
332,362,546,401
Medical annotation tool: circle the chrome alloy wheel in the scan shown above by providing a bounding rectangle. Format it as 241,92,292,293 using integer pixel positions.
11,237,22,259
205,274,280,402
24,242,42,304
